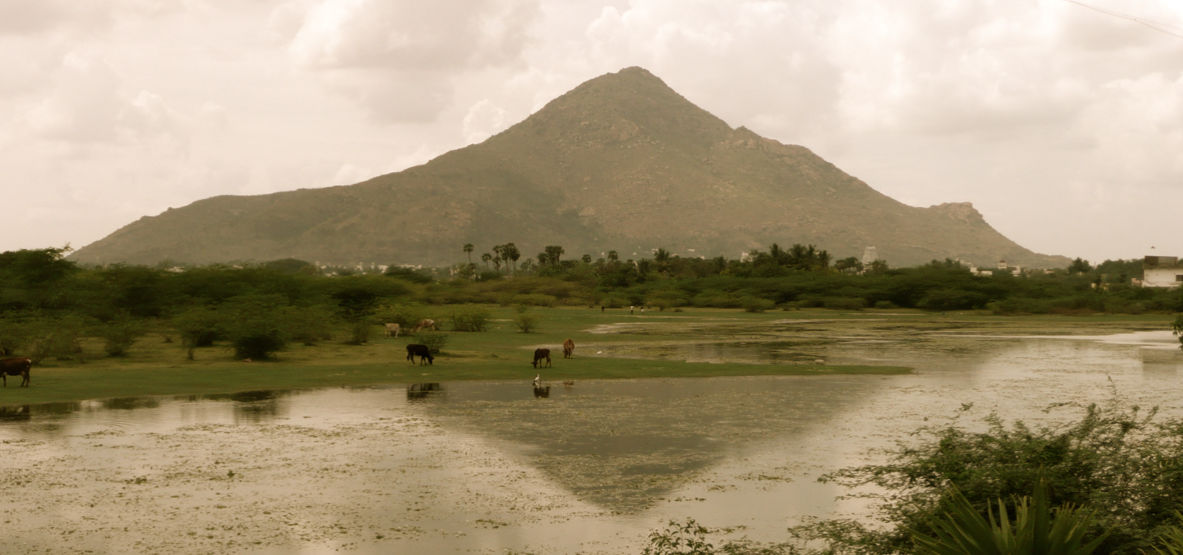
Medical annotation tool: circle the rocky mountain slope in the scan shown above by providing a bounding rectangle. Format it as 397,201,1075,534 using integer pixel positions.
71,67,1068,269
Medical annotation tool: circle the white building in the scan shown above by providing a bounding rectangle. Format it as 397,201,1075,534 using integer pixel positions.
861,246,878,267
1143,255,1183,288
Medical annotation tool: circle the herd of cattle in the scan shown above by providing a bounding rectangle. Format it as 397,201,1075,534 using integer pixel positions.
1,318,578,390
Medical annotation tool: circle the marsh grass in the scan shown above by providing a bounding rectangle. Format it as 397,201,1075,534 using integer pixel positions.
1,306,1169,407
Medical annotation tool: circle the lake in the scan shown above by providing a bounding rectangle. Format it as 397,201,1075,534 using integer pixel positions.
1,320,1181,553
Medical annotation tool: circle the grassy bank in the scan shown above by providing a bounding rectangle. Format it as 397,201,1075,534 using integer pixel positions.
2,306,1172,406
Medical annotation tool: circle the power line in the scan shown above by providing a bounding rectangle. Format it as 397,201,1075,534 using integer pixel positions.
1063,0,1183,38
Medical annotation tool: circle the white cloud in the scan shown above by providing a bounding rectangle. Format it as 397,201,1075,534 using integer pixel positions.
285,0,539,123
2,0,1183,264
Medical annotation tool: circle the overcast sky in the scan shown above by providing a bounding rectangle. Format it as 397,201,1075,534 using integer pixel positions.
2,0,1181,264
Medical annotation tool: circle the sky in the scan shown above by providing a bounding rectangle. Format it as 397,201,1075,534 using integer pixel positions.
2,0,1181,264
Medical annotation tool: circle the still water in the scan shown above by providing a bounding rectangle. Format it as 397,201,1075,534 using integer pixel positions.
1,326,1181,553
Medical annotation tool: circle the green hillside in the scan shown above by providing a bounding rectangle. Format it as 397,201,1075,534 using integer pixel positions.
71,67,1069,269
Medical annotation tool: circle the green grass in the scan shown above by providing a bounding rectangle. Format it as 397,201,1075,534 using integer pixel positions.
3,306,1171,407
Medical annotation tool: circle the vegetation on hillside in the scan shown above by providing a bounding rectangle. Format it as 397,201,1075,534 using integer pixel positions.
68,67,1067,269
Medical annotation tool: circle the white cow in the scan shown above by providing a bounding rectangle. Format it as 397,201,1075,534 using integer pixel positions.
384,323,401,338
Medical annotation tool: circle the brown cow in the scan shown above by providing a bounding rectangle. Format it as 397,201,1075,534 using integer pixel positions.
532,348,551,368
562,338,575,359
1,357,31,387
411,319,437,333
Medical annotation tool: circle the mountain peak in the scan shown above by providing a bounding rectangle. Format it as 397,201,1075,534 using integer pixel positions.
513,66,733,150
71,67,1070,269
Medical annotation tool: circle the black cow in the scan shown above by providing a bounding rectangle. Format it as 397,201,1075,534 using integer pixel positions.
406,344,433,366
532,348,551,368
1,357,31,387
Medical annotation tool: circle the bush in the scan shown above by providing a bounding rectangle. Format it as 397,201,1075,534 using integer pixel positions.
514,305,538,333
821,296,866,310
414,331,448,354
643,518,715,555
172,306,226,359
809,401,1183,554
95,315,146,357
223,295,290,360
505,293,557,307
25,315,87,363
742,296,775,313
450,308,491,331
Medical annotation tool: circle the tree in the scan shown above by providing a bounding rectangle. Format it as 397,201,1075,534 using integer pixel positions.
1069,257,1093,274
503,242,521,275
481,252,493,269
543,245,565,266
0,246,78,309
836,256,864,274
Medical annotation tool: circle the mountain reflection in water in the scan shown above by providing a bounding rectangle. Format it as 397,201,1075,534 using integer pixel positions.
0,329,1181,553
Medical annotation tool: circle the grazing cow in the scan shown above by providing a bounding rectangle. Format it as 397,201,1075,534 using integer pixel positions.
1,357,31,388
562,338,575,359
411,319,437,333
384,323,401,338
532,348,551,368
406,344,434,365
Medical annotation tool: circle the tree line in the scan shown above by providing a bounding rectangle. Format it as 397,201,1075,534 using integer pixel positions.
1,245,1180,363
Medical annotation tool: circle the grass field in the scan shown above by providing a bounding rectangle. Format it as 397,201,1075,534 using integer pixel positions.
1,306,1173,406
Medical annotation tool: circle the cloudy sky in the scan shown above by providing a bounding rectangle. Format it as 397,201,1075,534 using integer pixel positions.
2,0,1181,264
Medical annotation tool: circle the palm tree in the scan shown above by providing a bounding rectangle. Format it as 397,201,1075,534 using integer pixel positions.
463,243,474,265
505,242,520,275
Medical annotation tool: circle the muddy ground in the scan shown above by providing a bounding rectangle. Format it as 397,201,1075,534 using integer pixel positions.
0,409,631,554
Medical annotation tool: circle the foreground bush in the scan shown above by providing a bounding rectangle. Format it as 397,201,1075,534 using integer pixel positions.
647,401,1183,554
802,401,1183,554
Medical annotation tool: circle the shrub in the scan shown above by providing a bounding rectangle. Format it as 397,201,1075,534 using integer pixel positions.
173,306,226,359
643,518,715,555
742,296,775,313
811,401,1183,554
95,315,146,357
911,481,1107,554
821,296,866,310
506,293,557,307
414,331,448,354
514,305,538,333
450,309,490,332
222,295,290,360
25,315,86,363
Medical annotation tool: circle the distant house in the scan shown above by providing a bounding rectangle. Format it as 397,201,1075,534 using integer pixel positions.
1142,255,1183,288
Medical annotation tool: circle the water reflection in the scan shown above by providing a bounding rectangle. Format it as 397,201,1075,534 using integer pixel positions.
1,328,1182,553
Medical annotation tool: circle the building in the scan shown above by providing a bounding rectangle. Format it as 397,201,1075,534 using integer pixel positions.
1142,255,1183,288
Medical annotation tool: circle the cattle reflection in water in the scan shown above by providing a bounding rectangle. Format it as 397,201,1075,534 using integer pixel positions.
406,382,442,400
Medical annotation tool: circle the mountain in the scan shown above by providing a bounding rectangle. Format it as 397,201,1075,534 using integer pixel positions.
71,67,1069,269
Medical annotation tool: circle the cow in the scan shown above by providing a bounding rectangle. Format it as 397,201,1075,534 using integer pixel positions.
1,357,31,388
532,348,551,368
384,323,401,338
411,319,437,333
406,344,433,365
562,338,575,359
